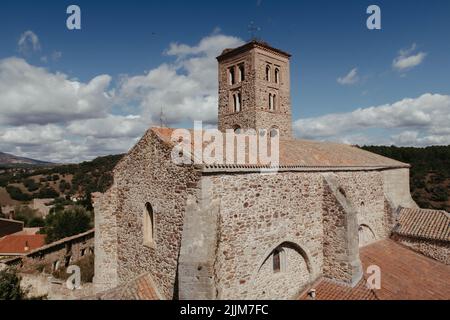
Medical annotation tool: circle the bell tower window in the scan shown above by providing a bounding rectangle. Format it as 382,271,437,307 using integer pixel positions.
265,65,271,82
238,64,245,82
275,68,280,84
269,93,276,111
233,93,241,112
229,67,235,85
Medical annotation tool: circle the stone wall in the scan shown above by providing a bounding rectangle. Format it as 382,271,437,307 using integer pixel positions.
383,168,417,209
392,234,449,265
93,188,120,292
335,171,389,242
209,172,323,299
322,173,362,286
4,230,94,274
20,272,95,300
206,169,393,299
178,178,220,300
94,129,202,299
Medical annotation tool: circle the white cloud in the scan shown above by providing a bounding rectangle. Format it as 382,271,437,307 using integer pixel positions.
0,33,245,163
0,57,113,126
18,30,41,54
67,114,148,139
337,68,359,85
119,33,244,126
393,43,427,72
294,93,450,146
0,124,64,146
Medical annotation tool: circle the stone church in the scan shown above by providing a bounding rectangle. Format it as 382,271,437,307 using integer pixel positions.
93,41,447,300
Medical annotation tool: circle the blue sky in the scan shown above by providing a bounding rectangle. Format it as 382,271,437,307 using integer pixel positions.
0,0,449,162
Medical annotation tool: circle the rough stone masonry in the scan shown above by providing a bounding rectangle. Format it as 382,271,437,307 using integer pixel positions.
93,40,418,300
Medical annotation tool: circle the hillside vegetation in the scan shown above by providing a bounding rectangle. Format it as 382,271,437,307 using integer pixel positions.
361,145,450,212
0,154,124,208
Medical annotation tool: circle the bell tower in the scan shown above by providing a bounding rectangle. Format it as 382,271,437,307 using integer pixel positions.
216,40,293,138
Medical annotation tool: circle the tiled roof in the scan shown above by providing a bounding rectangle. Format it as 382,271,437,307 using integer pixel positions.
299,239,450,300
298,278,377,300
0,234,46,255
92,273,160,300
394,207,450,242
217,40,291,60
360,239,450,300
151,127,409,169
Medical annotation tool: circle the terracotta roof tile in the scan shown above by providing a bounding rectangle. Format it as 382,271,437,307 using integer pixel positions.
360,239,450,300
151,127,408,169
299,278,377,300
0,234,46,255
394,208,450,242
93,273,160,300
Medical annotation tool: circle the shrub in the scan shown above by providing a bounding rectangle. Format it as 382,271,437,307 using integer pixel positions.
23,179,39,192
0,269,26,300
14,206,40,227
52,254,94,283
42,206,92,243
36,186,59,199
6,186,32,201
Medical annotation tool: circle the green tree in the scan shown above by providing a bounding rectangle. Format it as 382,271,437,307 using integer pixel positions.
36,186,59,199
42,206,92,243
14,206,40,227
0,269,26,300
6,186,32,201
23,179,39,192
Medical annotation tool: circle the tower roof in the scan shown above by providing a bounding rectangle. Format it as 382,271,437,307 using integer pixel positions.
217,40,291,61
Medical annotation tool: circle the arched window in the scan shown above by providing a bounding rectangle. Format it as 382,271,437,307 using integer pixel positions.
144,202,154,246
270,127,279,138
237,93,242,112
238,64,245,82
273,247,284,273
233,93,241,112
233,125,242,134
229,67,235,85
273,94,276,110
275,68,280,84
269,93,274,111
265,65,271,81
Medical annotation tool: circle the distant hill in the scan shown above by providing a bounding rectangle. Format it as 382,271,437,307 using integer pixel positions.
361,145,450,212
0,152,53,166
0,154,124,210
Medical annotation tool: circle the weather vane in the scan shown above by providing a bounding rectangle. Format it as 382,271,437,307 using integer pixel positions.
248,21,261,41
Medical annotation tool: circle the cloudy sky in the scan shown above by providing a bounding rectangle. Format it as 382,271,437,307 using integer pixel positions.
0,0,449,163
